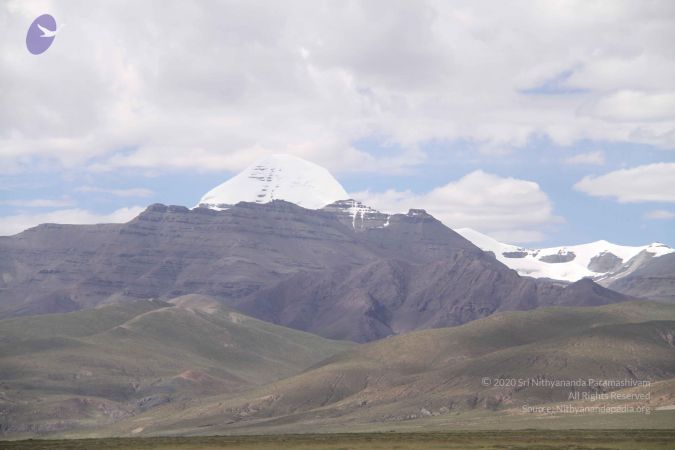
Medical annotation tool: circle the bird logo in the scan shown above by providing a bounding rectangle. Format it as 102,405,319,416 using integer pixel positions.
37,23,59,38
26,14,58,55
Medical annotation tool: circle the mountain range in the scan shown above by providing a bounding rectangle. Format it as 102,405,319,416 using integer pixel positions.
0,197,632,342
2,155,672,327
2,154,674,438
195,153,675,292
197,154,674,284
456,227,673,284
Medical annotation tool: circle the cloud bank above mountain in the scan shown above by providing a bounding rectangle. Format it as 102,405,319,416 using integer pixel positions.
2,0,674,175
0,206,144,236
574,163,675,203
354,170,559,243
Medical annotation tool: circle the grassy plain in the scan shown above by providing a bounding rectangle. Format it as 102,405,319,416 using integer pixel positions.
3,430,675,450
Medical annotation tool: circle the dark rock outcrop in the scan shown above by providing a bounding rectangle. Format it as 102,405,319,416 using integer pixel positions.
588,252,623,273
539,252,576,263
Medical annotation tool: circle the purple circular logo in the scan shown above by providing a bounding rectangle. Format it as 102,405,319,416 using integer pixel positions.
26,14,57,55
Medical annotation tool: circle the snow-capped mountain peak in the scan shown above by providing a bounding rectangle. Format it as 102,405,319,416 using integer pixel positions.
456,227,674,282
197,154,349,210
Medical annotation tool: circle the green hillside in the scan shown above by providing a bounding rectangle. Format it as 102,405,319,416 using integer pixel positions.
111,301,675,436
0,295,353,437
3,300,674,438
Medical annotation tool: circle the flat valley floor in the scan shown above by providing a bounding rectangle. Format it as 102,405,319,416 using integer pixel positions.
2,431,675,450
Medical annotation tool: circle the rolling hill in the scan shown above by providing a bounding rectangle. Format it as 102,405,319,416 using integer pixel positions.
108,301,675,436
2,300,674,438
0,295,353,437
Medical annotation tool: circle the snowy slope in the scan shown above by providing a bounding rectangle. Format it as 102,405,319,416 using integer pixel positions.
457,228,674,282
197,154,349,210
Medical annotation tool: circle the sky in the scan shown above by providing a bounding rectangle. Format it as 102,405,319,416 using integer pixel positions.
1,0,674,246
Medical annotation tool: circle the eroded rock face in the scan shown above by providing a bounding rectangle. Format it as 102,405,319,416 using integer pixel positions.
322,199,390,231
588,252,623,273
606,252,675,301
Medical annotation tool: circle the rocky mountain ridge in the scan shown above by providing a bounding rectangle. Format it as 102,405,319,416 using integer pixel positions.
0,200,632,342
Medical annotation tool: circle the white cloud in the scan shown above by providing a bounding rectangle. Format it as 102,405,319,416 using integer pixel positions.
353,170,560,243
564,151,605,166
0,206,145,236
1,0,675,175
574,163,675,203
584,90,675,122
0,197,75,207
76,186,154,197
645,209,675,220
